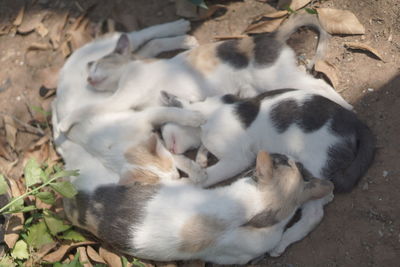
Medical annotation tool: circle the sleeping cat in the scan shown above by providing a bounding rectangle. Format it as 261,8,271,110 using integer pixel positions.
53,19,198,190
58,13,352,134
63,150,334,264
160,89,375,255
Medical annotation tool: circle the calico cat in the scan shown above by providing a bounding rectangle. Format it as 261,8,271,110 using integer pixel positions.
53,19,197,190
58,13,352,134
63,151,334,264
160,89,375,255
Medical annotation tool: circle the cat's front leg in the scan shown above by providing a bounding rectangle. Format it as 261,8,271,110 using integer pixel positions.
146,107,205,128
172,154,208,184
269,196,333,257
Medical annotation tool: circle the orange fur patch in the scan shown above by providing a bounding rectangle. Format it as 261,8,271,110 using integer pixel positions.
237,37,255,60
180,215,226,253
124,144,173,172
186,43,220,75
119,169,160,185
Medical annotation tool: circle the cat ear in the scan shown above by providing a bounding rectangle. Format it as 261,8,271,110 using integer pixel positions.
301,178,334,202
146,133,158,155
160,91,183,108
114,34,131,55
255,151,273,182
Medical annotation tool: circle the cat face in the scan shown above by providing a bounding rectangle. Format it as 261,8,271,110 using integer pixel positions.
161,123,201,154
121,134,180,185
255,151,333,207
87,34,135,92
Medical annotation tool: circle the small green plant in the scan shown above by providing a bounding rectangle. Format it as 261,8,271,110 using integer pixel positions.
187,0,208,9
0,159,83,265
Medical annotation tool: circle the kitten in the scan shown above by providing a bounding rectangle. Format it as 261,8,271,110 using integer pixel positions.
160,89,375,255
53,19,197,191
63,151,334,264
58,13,352,135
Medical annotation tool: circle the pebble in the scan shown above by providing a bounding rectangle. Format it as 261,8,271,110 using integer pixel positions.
362,183,369,190
367,88,374,92
383,170,389,177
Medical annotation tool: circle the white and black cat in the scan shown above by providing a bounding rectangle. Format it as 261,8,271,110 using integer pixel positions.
58,13,352,135
160,88,375,255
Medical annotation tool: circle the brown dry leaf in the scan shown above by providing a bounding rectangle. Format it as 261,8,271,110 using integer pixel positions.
0,157,18,177
23,136,50,165
99,247,122,267
35,22,49,38
87,246,106,264
317,8,365,35
194,5,227,21
36,242,58,259
78,247,93,267
27,42,52,51
49,12,69,49
36,66,60,89
289,0,311,10
67,18,93,51
4,178,24,249
263,10,288,19
314,60,339,88
18,11,47,34
156,263,178,267
343,42,384,61
214,35,247,40
3,115,17,150
13,5,25,26
244,17,285,34
0,25,12,36
60,41,71,58
42,244,71,263
0,135,14,161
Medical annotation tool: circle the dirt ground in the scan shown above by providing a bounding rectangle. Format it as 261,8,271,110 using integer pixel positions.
0,0,399,266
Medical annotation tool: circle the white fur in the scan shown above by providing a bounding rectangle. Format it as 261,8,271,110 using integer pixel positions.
53,19,196,190
161,90,342,256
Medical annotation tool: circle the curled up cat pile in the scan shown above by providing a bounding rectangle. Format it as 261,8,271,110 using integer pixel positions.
52,15,375,265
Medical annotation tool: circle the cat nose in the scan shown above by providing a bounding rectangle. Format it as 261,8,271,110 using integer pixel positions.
87,61,94,68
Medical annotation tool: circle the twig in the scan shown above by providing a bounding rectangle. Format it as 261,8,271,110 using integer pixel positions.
0,112,45,136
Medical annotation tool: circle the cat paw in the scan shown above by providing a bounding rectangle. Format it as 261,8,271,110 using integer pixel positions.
269,247,285,258
181,111,206,127
322,192,334,205
181,35,199,49
165,19,191,36
195,153,208,168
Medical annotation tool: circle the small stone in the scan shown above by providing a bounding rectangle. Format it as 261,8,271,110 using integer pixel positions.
367,88,374,92
383,170,388,177
378,230,383,237
362,183,369,190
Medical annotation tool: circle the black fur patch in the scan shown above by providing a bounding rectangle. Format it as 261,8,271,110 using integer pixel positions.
253,34,283,66
221,94,240,104
216,40,249,69
75,192,91,226
234,89,297,128
91,184,159,252
243,209,279,228
271,95,342,133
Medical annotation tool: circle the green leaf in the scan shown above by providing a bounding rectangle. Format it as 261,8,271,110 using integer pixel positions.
24,158,44,188
8,197,24,212
0,175,8,195
187,0,208,9
44,211,71,235
54,252,83,267
11,240,29,260
25,220,53,249
132,259,146,267
36,191,55,204
0,256,16,267
284,5,296,14
31,105,51,117
59,229,86,242
305,8,317,14
121,256,128,267
52,169,80,180
50,181,78,198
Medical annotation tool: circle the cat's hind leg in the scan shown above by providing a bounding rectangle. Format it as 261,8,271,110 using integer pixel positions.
136,35,199,58
195,144,209,168
269,194,334,257
127,19,191,49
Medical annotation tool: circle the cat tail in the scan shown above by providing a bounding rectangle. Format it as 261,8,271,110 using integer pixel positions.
333,122,376,193
275,12,330,70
